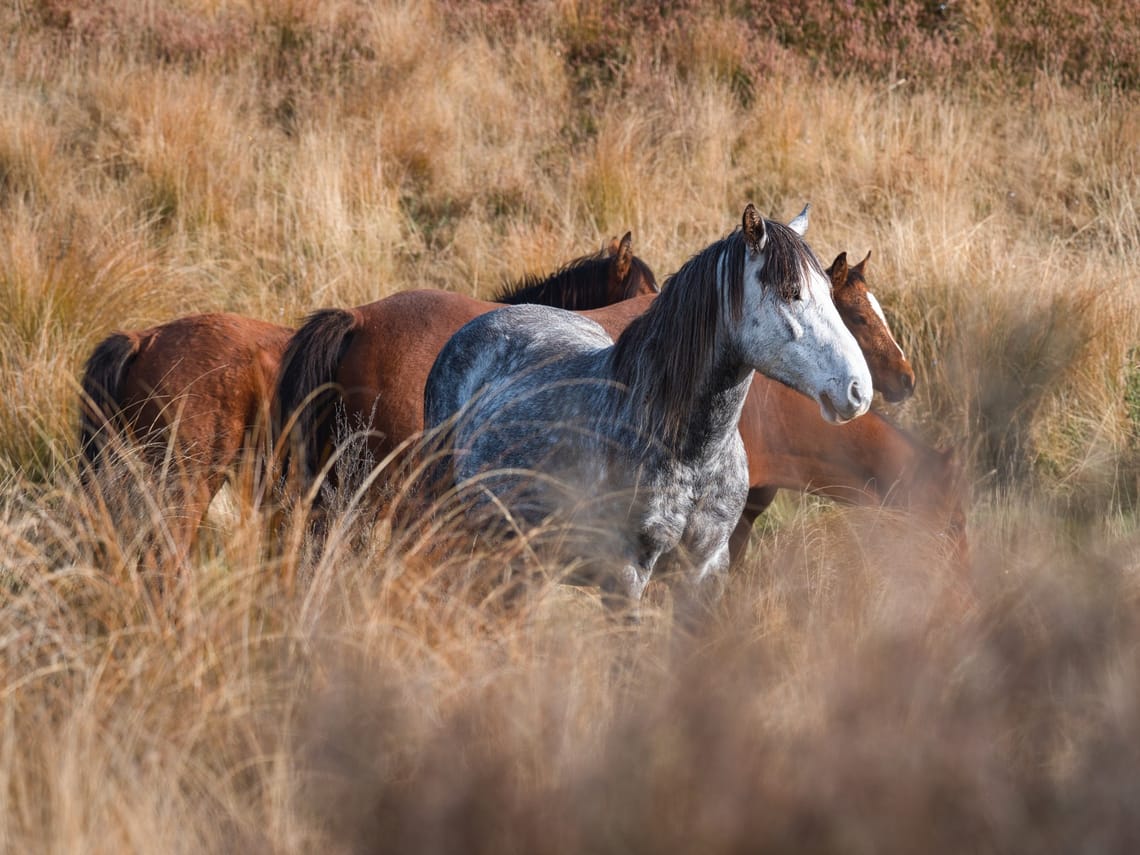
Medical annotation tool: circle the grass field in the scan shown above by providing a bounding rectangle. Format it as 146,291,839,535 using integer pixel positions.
2,1,1140,850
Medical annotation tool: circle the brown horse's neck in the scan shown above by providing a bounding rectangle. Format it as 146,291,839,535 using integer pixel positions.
740,377,952,513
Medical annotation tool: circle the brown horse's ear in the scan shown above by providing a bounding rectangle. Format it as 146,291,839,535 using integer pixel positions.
853,249,872,274
742,203,766,253
614,231,633,283
605,236,621,256
828,251,850,290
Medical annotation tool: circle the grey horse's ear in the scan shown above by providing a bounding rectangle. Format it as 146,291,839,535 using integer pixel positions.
788,203,811,236
742,203,766,253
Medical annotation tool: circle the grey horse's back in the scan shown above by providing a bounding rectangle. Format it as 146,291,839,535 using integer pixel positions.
424,304,612,431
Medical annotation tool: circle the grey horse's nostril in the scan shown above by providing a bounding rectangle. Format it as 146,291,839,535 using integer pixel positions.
848,379,867,407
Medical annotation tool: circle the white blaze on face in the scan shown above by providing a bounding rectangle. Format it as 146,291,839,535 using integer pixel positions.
865,290,907,360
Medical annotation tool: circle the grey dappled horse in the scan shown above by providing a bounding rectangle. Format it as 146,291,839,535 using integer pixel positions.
423,204,872,618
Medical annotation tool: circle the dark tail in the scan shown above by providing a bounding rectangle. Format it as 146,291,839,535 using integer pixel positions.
78,331,141,478
274,308,359,487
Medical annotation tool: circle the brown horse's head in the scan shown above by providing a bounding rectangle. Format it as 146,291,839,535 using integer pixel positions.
828,251,916,403
605,232,659,303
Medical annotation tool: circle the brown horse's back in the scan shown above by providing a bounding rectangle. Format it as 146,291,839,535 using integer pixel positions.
339,292,658,445
580,295,657,339
278,291,540,481
273,291,661,499
336,291,494,455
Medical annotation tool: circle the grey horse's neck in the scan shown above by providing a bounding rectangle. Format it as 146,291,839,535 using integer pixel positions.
606,254,756,462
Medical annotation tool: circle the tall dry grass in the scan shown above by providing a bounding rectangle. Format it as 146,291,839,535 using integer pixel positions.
2,0,1140,850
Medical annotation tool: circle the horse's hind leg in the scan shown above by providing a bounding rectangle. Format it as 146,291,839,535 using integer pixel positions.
162,472,215,570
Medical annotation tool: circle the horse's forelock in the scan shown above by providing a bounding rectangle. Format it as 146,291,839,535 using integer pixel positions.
758,220,824,302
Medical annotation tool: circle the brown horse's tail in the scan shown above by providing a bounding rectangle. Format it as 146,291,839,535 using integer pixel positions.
274,308,359,488
78,331,142,480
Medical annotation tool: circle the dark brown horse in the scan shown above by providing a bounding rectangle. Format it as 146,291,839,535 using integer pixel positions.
79,234,657,567
275,249,964,558
275,235,658,487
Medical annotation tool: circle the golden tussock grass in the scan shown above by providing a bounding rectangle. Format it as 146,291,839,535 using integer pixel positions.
2,0,1140,849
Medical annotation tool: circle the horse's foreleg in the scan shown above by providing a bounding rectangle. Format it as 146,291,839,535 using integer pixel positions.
600,562,652,624
669,542,732,628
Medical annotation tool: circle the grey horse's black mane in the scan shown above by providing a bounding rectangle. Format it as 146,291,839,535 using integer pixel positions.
610,220,821,451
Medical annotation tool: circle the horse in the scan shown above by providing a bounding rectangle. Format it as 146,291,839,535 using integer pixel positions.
421,204,872,614
275,233,658,493
274,224,963,568
79,314,293,569
717,243,960,562
827,249,914,403
79,233,656,569
729,386,967,564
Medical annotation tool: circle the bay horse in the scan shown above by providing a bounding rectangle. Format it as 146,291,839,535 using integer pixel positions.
785,204,913,405
79,233,656,568
421,204,871,613
828,249,914,404
730,388,966,564
79,314,293,569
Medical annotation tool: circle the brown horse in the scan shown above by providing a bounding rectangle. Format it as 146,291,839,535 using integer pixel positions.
828,250,915,403
79,314,293,567
275,248,964,557
79,233,657,567
275,235,658,488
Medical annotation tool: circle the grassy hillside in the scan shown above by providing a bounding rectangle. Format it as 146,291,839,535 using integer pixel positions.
2,0,1140,850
